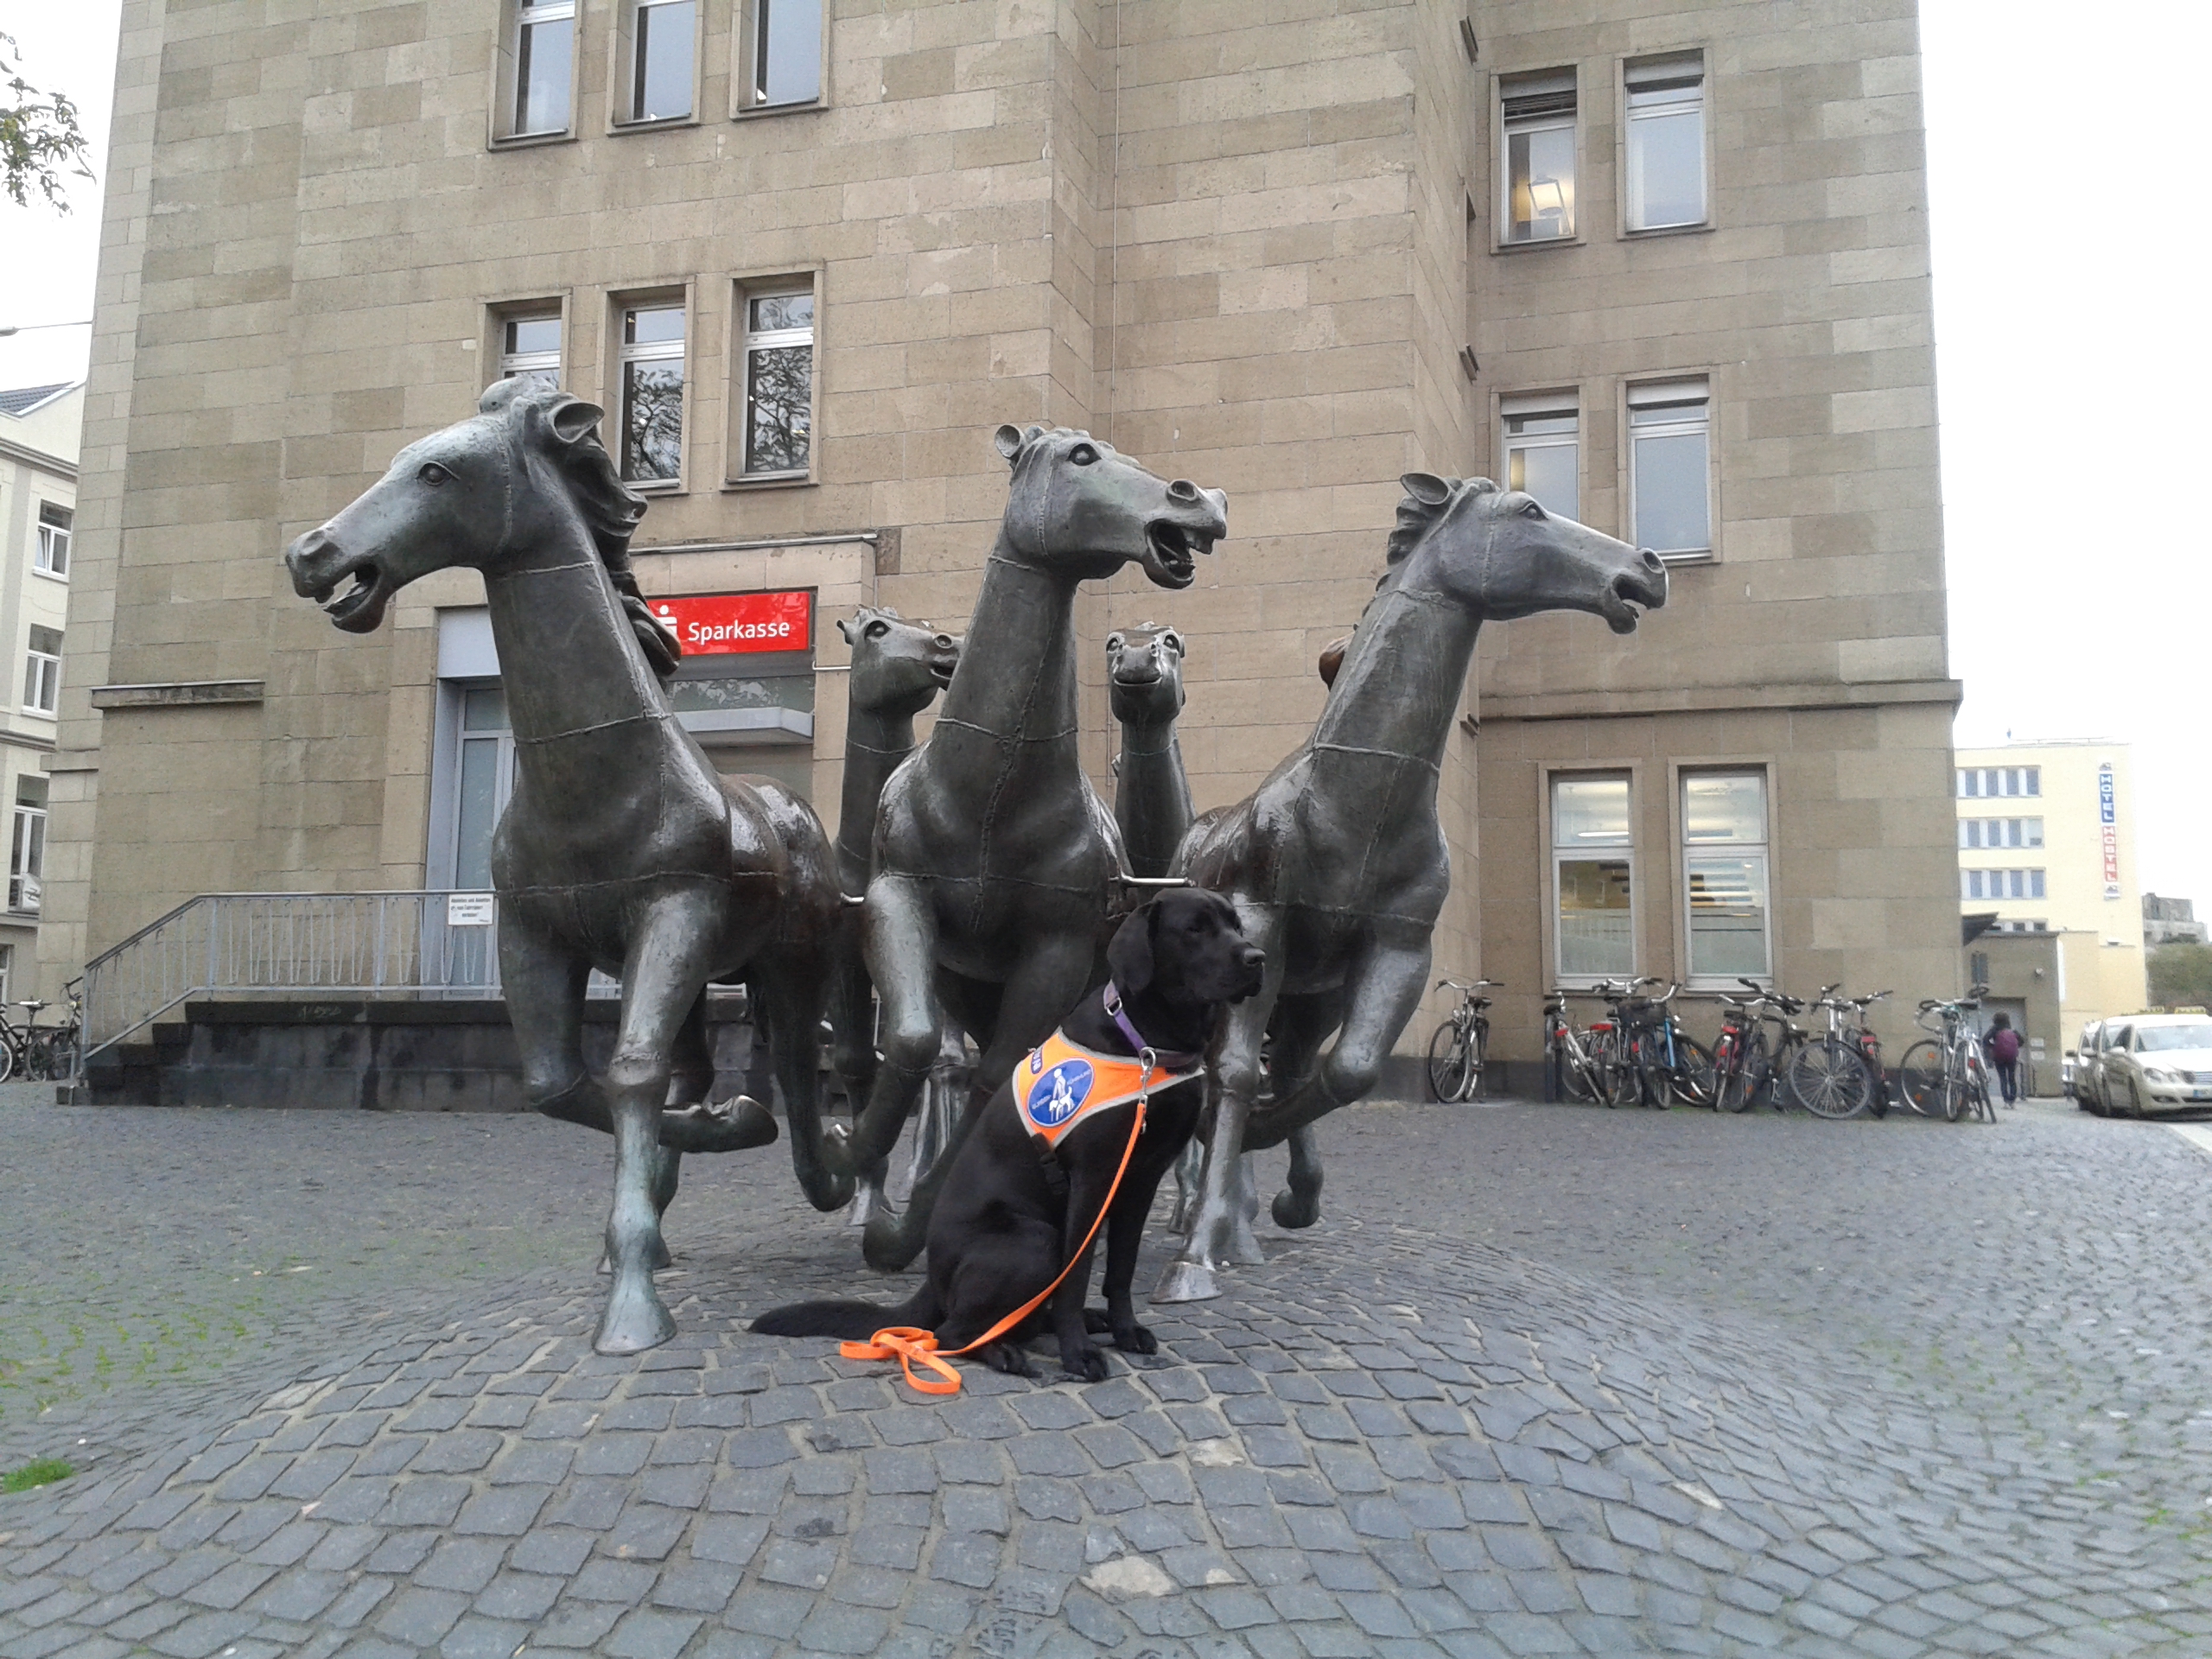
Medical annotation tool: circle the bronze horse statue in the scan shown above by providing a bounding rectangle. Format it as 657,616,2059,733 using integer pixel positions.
285,382,851,1354
828,423,1230,1271
826,606,961,1226
1106,622,1192,881
1156,474,1669,1301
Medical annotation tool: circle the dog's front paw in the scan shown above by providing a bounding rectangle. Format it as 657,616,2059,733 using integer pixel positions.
1111,1321,1159,1356
982,1340,1037,1377
1060,1344,1111,1382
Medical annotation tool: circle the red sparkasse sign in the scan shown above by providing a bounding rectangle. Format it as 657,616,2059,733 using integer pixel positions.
648,590,812,658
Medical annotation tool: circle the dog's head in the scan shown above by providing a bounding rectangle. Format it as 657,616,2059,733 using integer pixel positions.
1108,888,1266,1013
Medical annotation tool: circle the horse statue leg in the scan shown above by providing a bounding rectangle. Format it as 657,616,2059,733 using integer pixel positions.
859,928,1096,1274
1154,901,1286,1303
1244,933,1433,1153
749,944,855,1214
826,907,896,1226
1255,989,1340,1231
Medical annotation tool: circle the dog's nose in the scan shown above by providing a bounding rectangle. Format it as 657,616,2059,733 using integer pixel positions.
1240,946,1264,973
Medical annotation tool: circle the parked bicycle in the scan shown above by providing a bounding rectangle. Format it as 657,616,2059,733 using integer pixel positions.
1544,980,1647,1106
1426,978,1499,1102
1788,987,1885,1120
0,985,82,1084
1713,982,1801,1113
1618,982,1718,1109
1898,987,1994,1123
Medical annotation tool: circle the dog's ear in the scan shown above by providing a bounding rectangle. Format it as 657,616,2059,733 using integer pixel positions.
1107,900,1156,996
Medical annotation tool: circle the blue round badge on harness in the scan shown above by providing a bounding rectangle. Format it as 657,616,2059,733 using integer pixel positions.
1026,1059,1094,1128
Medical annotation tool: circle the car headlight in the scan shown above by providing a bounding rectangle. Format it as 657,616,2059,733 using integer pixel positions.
2145,1066,2179,1084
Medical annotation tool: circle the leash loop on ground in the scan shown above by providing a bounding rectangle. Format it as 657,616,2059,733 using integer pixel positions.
837,1326,961,1395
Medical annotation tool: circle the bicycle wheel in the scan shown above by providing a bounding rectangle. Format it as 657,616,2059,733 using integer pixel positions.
1896,1039,1942,1116
1427,1020,1471,1103
23,1034,52,1083
1942,1060,1967,1122
1718,1031,1764,1114
1670,1034,1719,1109
1465,1020,1488,1102
1788,1038,1874,1120
1599,1036,1642,1109
1966,1051,1996,1122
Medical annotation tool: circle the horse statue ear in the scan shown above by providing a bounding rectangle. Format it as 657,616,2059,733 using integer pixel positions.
993,424,1026,464
549,398,607,448
1401,473,1452,506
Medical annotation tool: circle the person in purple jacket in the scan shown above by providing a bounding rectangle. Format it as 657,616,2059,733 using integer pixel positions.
1984,1012,2023,1107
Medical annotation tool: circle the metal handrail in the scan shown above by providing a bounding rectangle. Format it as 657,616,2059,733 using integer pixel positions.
74,890,612,1077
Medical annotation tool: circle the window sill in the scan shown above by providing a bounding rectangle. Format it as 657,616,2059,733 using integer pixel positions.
1622,220,1715,240
30,568,67,584
627,479,686,497
489,129,577,152
1655,549,1714,566
1491,234,1586,256
734,99,825,122
721,471,815,493
19,709,55,721
611,112,701,135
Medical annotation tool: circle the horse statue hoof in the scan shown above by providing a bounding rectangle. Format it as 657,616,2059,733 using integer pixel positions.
1271,1185,1322,1230
861,1209,925,1274
594,1282,677,1355
1151,1259,1221,1303
660,1096,779,1154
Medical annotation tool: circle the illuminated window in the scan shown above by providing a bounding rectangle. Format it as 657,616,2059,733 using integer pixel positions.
1501,69,1577,243
1553,774,1632,982
1682,772,1769,981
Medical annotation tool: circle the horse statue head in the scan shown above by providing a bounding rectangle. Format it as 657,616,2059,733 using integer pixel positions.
285,379,681,673
990,423,1228,589
1106,622,1187,729
1384,474,1668,632
836,606,962,721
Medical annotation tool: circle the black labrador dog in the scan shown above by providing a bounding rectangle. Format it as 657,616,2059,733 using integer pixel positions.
753,888,1263,1380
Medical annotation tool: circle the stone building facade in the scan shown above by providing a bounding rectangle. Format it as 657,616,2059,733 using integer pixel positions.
46,0,1961,1069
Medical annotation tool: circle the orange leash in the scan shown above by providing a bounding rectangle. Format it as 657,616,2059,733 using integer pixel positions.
841,1066,1156,1397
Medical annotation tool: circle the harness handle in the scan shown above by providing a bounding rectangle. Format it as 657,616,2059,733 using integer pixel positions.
842,1056,1158,1396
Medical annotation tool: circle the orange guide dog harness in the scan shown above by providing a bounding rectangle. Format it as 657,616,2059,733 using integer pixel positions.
840,983,1204,1396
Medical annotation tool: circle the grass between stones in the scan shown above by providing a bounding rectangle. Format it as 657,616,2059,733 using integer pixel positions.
2,1457,73,1493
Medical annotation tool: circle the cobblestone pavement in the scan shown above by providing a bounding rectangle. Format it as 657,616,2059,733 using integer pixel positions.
6,1094,2212,1656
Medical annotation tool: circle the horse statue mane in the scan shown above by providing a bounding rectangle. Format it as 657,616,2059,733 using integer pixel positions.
478,377,681,679
1381,474,1502,577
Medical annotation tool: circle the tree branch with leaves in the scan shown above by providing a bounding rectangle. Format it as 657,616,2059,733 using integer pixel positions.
1,31,93,212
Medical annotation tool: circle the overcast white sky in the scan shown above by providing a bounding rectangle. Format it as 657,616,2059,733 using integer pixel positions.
1,0,2205,905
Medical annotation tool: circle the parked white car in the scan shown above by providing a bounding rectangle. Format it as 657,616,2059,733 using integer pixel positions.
2084,1014,2212,1117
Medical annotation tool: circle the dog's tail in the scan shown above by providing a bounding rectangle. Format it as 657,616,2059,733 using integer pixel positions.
749,1288,931,1339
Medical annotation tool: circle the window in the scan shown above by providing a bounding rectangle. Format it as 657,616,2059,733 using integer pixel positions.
745,0,823,109
1501,392,1578,521
497,311,563,394
1553,774,1633,981
450,687,516,893
1961,868,2047,901
34,503,70,578
618,301,686,484
1628,378,1710,556
0,943,10,1005
10,777,45,915
1956,766,2040,798
1624,53,1706,231
1958,817,2044,850
1682,771,1769,981
625,0,696,123
509,0,575,136
737,286,815,478
1500,70,1576,243
22,626,60,715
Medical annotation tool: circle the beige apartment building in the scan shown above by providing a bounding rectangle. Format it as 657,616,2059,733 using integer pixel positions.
47,0,1961,1075
0,381,81,1004
1955,740,2148,1044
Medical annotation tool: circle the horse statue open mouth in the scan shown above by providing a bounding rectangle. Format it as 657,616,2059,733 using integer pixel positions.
284,381,850,1355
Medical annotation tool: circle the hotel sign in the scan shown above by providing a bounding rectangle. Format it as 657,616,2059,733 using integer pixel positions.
647,590,813,658
2099,761,2120,900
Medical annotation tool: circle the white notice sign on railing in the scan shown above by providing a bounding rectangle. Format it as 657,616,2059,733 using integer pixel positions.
447,893,497,927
